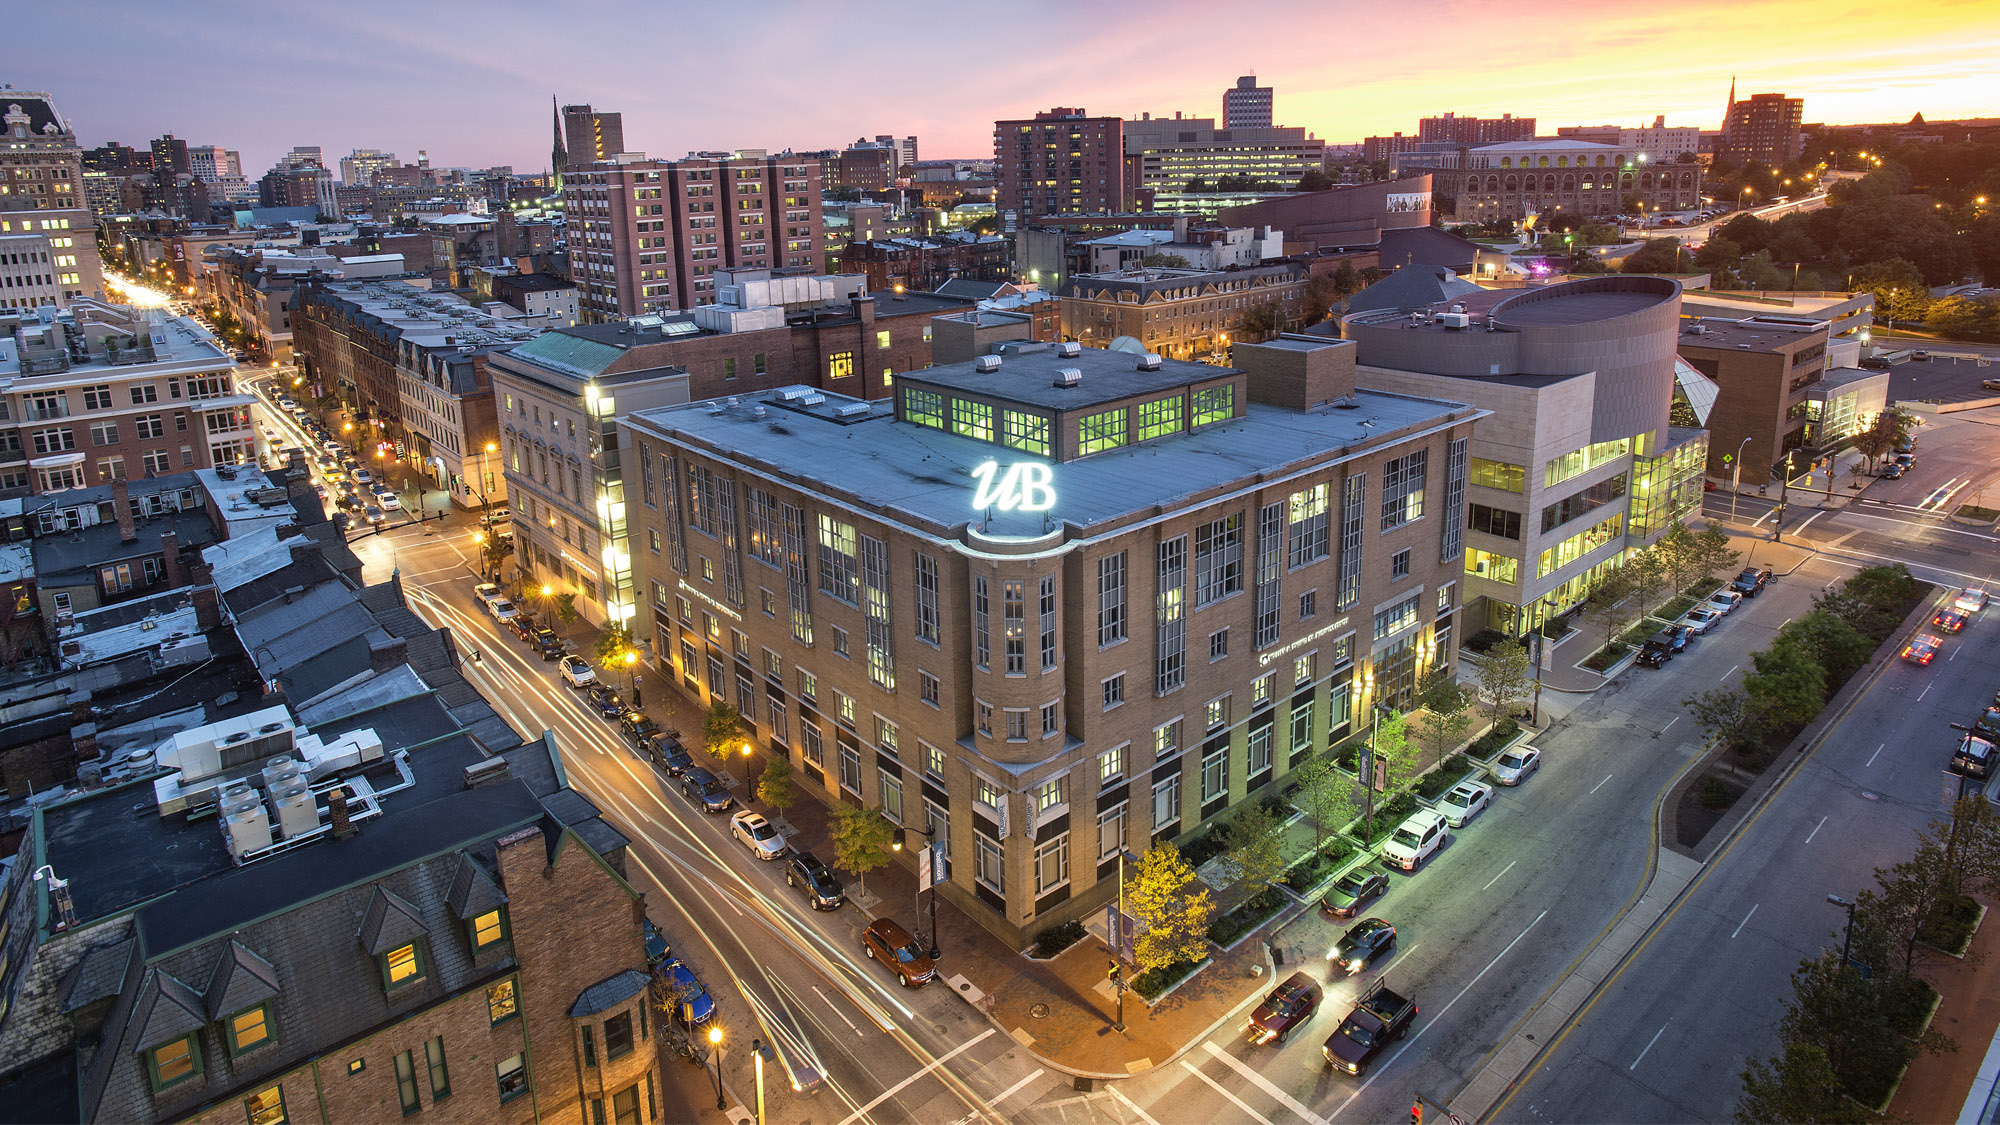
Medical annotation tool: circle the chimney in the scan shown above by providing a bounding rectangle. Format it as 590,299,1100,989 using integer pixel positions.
368,638,409,673
159,531,183,587
328,788,356,838
1236,337,1358,411
191,584,221,631
112,479,136,543
851,294,875,327
289,542,316,567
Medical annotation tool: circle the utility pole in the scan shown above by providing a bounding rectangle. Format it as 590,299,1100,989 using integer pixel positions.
1774,450,1797,541
1111,849,1128,1032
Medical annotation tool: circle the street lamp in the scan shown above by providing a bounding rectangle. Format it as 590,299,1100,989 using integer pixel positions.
739,741,753,806
623,649,642,708
911,821,942,958
706,1025,725,1111
1728,436,1754,521
1827,893,1858,971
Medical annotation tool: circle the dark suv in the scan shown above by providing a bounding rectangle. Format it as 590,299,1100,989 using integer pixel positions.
620,712,663,748
529,626,564,660
678,767,733,814
786,851,846,910
1730,567,1773,598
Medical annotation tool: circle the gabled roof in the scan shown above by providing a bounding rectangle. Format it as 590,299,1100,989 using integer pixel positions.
569,969,650,1018
357,885,430,955
130,968,206,1047
1345,264,1483,315
446,853,508,921
204,940,281,1019
61,937,136,1014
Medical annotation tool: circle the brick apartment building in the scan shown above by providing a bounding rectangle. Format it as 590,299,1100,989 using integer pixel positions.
623,339,1482,946
562,153,825,320
994,109,1125,219
1059,262,1309,361
1719,89,1805,169
836,232,1010,292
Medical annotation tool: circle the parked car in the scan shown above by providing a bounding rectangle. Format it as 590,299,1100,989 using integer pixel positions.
678,766,733,814
655,959,714,1026
1955,588,1989,614
488,596,518,622
620,712,664,747
1977,707,2000,741
1382,810,1450,872
1896,452,1915,469
730,810,788,860
642,919,671,968
379,492,402,511
1913,349,1932,361
507,613,537,642
473,582,502,610
1321,867,1390,919
1952,734,1996,780
649,739,694,777
1706,590,1744,616
1491,745,1542,786
529,626,564,659
1636,644,1671,669
786,851,846,910
368,481,391,497
331,511,352,533
585,684,626,717
1327,917,1398,975
1881,463,1906,479
1681,607,1722,635
559,655,596,688
1323,980,1418,1077
1730,567,1773,598
861,918,935,987
1435,780,1494,828
1932,609,1969,634
1247,971,1323,1046
1900,634,1944,666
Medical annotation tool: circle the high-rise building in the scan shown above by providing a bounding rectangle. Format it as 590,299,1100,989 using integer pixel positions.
1222,75,1273,130
185,145,240,181
0,91,104,302
147,134,190,176
562,152,824,319
1718,84,1804,168
275,145,323,171
1418,113,1535,146
560,103,626,169
994,108,1124,219
338,147,397,186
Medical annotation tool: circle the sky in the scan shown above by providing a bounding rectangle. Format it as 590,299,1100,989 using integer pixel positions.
12,0,2000,175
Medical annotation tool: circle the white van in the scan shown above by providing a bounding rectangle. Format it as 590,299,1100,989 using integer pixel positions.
1382,809,1450,872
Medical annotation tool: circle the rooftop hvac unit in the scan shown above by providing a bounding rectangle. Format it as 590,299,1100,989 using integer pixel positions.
751,405,768,419
225,803,273,859
777,387,810,401
273,784,319,839
800,393,826,406
1053,367,1082,388
1437,312,1472,329
1057,341,1082,358
262,757,302,791
973,355,1002,373
1137,353,1163,371
220,784,260,819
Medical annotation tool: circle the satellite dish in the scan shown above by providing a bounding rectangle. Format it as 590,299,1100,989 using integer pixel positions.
1106,335,1147,355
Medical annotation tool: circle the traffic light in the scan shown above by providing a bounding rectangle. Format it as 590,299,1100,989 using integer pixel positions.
1107,960,1121,983
1410,1101,1423,1125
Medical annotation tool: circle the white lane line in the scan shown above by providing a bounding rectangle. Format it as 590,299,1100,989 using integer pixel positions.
1178,1060,1278,1125
835,1028,995,1125
813,987,862,1035
1110,1085,1164,1125
991,1067,1047,1106
1721,664,1740,681
1483,860,1518,891
1660,716,1679,735
1794,510,1827,536
1731,903,1759,939
1202,1041,1331,1125
1630,1020,1671,1071
1868,743,1885,767
1327,910,1548,1119
1590,773,1615,795
1919,684,1933,702
1805,816,1828,844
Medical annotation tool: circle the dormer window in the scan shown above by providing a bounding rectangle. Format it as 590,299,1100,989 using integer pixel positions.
226,1002,274,1056
470,907,509,952
382,942,425,990
145,1033,202,1092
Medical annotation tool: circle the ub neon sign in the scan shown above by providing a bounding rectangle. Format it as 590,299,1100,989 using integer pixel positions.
970,460,1055,512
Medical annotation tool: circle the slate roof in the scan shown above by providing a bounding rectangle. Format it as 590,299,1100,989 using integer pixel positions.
203,941,281,1019
446,853,507,920
30,513,218,583
1379,226,1486,274
357,886,431,955
61,936,136,1013
568,969,649,1018
1344,264,1483,315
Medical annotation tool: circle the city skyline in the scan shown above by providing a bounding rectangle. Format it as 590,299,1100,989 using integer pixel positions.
9,0,1998,176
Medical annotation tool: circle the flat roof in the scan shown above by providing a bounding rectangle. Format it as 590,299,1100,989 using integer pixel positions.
902,347,1223,412
1678,318,1822,351
1498,290,1665,327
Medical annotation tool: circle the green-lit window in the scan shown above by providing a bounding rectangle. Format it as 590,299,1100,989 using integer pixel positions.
951,398,993,441
1078,409,1126,455
1001,410,1049,456
1134,397,1183,442
146,1034,202,1092
227,1002,273,1056
1191,384,1234,427
382,942,424,990
1469,457,1525,493
904,388,944,429
470,908,508,951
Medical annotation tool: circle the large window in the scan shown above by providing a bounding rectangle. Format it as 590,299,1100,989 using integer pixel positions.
244,1086,287,1125
146,1034,202,1091
904,387,945,429
487,980,518,1024
1134,396,1183,442
1097,553,1127,646
1079,408,1126,455
1544,439,1631,489
1465,547,1521,584
1373,592,1421,642
1337,473,1366,609
497,1054,529,1103
1537,513,1624,577
425,1036,451,1099
396,1050,421,1114
1469,457,1525,493
1541,473,1628,533
745,487,782,567
1151,772,1181,833
1200,744,1227,802
1003,580,1026,673
604,1012,634,1061
1192,514,1244,606
1040,576,1058,671
1287,484,1329,568
974,576,990,668
951,397,994,441
913,552,939,645
1035,834,1070,895
815,514,858,604
1001,410,1050,456
975,835,1005,893
1191,384,1235,427
1098,802,1128,860
1467,504,1521,539
1156,536,1187,694
1381,450,1426,530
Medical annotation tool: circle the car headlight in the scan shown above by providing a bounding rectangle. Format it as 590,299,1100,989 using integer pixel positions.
1349,959,1366,972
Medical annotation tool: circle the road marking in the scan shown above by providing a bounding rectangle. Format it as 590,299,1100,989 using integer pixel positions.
813,986,862,1035
1721,664,1740,681
1794,510,1827,536
835,1028,995,1125
1778,617,1793,629
1201,1042,1329,1125
1868,743,1885,767
1919,684,1933,702
1590,773,1615,795
1629,1020,1670,1071
1483,861,1518,891
1805,816,1828,844
991,1067,1046,1106
1109,1085,1164,1125
1178,1060,1278,1125
1660,716,1679,735
1731,903,1759,939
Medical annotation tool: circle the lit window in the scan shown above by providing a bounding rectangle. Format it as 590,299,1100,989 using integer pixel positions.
487,980,518,1024
471,908,507,950
147,1034,202,1091
383,942,423,989
227,1003,273,1056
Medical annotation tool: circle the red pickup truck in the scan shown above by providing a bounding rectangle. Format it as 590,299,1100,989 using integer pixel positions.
1246,971,1322,1045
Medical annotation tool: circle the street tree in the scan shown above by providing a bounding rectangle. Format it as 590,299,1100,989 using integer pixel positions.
1778,950,1917,1104
1411,666,1473,765
1683,687,1760,751
1296,169,1333,193
1733,1041,1853,1125
594,623,632,666
1741,636,1828,732
553,592,579,625
1775,611,1875,688
1690,522,1741,585
1619,238,1686,274
1224,801,1285,899
1289,759,1356,853
1579,565,1639,655
1474,640,1532,723
1651,523,1700,595
1850,411,1900,472
830,801,899,894
700,700,744,764
757,756,796,815
1370,709,1419,797
1140,252,1193,269
1128,843,1214,976
1238,299,1286,341
1626,545,1670,615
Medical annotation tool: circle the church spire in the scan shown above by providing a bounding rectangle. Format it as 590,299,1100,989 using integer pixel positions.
550,96,567,197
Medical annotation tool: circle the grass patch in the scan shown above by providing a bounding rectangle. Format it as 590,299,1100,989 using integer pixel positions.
1920,893,1981,956
1180,829,1228,870
1281,837,1358,893
1956,504,2000,522
1029,920,1086,960
1206,887,1291,947
1884,975,1941,1038
1619,619,1659,647
1132,958,1203,1000
1333,734,1365,773
1413,754,1471,800
1469,717,1521,758
1358,792,1420,847
1658,594,1699,622
1697,776,1733,810
1583,642,1631,672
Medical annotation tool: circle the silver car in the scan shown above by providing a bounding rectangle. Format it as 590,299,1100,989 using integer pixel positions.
1435,780,1493,828
730,811,787,860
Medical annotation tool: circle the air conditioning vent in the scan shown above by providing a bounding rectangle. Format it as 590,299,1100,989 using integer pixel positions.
973,355,1002,373
1137,353,1163,371
1057,341,1082,358
835,402,871,418
1053,367,1082,388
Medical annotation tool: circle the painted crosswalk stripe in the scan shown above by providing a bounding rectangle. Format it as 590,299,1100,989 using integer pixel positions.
1202,1041,1330,1125
1180,1059,1277,1125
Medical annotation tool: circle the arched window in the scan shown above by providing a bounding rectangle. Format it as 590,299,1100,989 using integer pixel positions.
1537,156,1550,168
1563,174,1576,192
1499,157,1512,168
1556,156,1569,168
1504,175,1518,192
1596,155,1608,166
1486,175,1500,192
1545,174,1559,192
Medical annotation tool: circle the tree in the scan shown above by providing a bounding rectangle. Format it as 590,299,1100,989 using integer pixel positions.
1733,1041,1852,1125
1296,169,1332,193
1627,546,1670,615
1778,951,1917,1101
1846,257,1930,321
1775,611,1875,688
1140,252,1192,269
1301,273,1340,326
1850,409,1900,471
1331,260,1360,306
1741,636,1827,733
1369,709,1419,797
1475,640,1532,723
553,592,579,625
830,801,898,894
1128,843,1214,976
1694,235,1743,271
1183,178,1209,194
1224,801,1285,899
1620,238,1686,274
594,623,633,666
1650,523,1701,595
1579,564,1639,654
700,700,744,764
757,756,796,814
1411,666,1473,765
1289,759,1356,853
1238,299,1286,341
1689,522,1741,585
1683,687,1760,750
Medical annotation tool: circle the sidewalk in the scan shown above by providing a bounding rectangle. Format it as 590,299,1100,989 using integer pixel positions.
1890,901,2000,1124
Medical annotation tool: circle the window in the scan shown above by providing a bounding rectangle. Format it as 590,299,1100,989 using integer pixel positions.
1248,722,1274,777
1097,553,1126,645
1287,484,1330,567
82,384,112,411
974,576,990,668
913,552,939,644
147,1034,202,1091
1300,589,1317,619
136,414,164,439
89,421,118,445
131,383,157,404
1338,473,1366,608
1441,438,1468,562
1536,513,1624,577
244,1086,288,1125
1192,514,1243,605
831,625,850,658
839,742,862,794
975,835,1005,893
1382,450,1426,529
815,514,859,604
1041,701,1060,737
1540,473,1628,533
425,1036,451,1099
1391,549,1411,580
1467,504,1522,540
975,777,1002,812
1098,802,1128,859
1039,576,1058,671
1005,709,1028,740
471,908,507,950
829,351,855,380
1078,408,1126,455
880,770,904,824
1544,439,1631,489
1205,695,1230,731
1003,580,1026,673
1294,651,1316,686
1374,592,1421,641
1099,744,1127,786
802,721,824,767
1464,547,1520,584
604,1012,634,1061
582,1025,596,1068
925,741,945,780
1001,410,1050,456
1102,673,1124,710
1156,536,1187,694
951,397,994,441
396,1050,421,1115
1201,744,1227,802
1469,456,1524,492
976,700,992,736
227,1002,273,1056
1134,396,1183,442
1191,384,1234,427
798,668,818,704
1152,772,1181,832
1035,834,1070,894
1290,696,1315,756
746,487,782,567
836,691,856,727
1252,672,1276,708
904,388,945,429
497,1054,528,1102
919,670,939,706
382,942,424,989
487,980,518,1024
1155,719,1181,760
613,1085,642,1125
